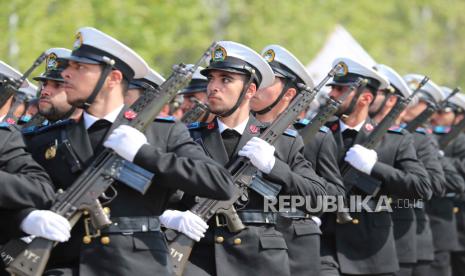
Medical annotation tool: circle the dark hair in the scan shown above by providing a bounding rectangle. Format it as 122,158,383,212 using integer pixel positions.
121,77,129,93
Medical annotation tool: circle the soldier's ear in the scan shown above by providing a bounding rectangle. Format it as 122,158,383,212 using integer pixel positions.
386,94,398,108
359,91,373,106
283,88,297,102
106,70,123,89
245,82,257,99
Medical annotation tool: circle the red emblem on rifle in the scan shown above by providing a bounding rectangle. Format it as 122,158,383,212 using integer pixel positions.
207,122,215,130
124,110,137,120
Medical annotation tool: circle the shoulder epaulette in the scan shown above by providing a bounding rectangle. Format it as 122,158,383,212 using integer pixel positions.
155,115,176,122
319,126,329,133
22,121,51,135
294,118,310,128
187,122,209,130
388,125,405,134
433,126,451,134
284,128,298,137
21,125,40,135
24,119,74,135
0,122,12,130
415,127,427,134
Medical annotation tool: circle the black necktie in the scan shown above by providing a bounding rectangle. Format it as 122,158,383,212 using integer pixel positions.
221,129,241,159
342,128,358,152
88,119,112,155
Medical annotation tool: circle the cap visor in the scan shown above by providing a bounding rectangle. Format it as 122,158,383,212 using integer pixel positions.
63,55,100,65
325,81,356,87
33,76,65,82
200,67,248,77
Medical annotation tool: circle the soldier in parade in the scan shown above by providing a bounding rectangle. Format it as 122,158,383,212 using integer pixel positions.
429,87,465,276
0,63,71,274
368,64,441,276
383,70,447,276
19,27,234,275
248,44,343,276
445,93,465,276
403,75,465,276
322,57,431,276
185,41,326,275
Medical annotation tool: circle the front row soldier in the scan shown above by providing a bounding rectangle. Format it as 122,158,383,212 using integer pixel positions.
249,44,338,276
323,57,431,276
184,41,326,276
18,27,234,276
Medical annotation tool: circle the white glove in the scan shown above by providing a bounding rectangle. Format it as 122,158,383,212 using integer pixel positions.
103,125,148,162
311,216,322,227
20,210,71,242
344,144,378,175
160,210,208,242
238,137,276,174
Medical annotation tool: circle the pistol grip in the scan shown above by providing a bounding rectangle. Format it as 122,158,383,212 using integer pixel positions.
89,199,112,229
217,206,245,233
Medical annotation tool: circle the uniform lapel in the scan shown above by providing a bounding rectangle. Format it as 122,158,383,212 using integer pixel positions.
200,119,230,166
327,118,346,162
103,105,129,141
66,116,94,164
233,116,264,157
65,106,129,166
353,119,374,146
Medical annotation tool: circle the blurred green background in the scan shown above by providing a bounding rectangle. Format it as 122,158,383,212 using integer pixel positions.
1,0,464,87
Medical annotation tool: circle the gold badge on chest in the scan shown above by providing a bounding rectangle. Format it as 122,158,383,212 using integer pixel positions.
45,140,58,160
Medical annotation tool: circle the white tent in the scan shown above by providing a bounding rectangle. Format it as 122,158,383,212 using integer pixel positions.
306,25,376,83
